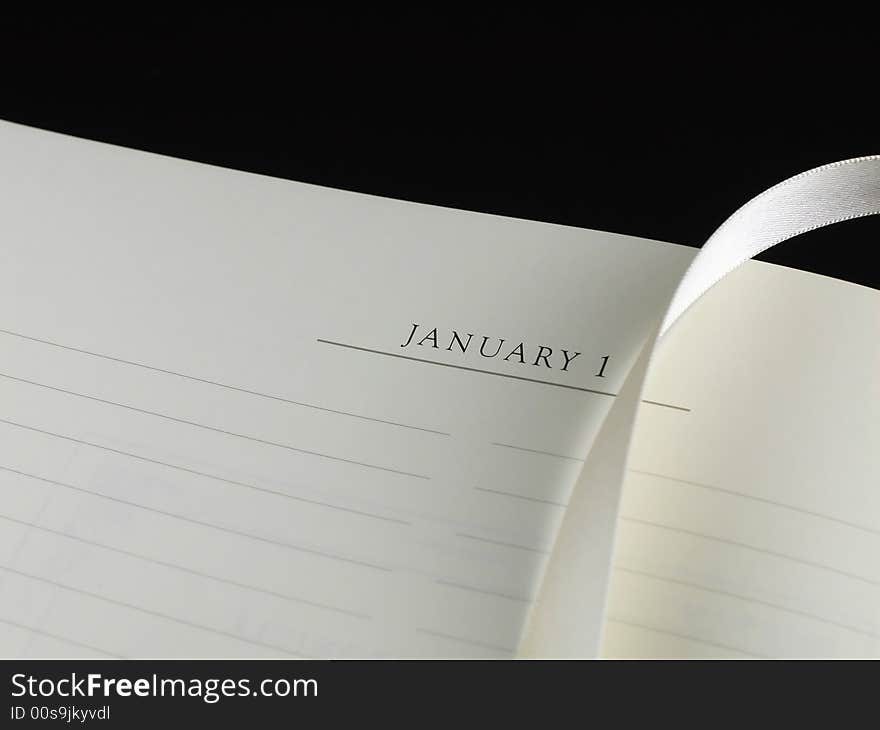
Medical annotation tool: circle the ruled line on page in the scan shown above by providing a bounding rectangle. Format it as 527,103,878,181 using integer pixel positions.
0,417,415,524
481,464,880,546
620,516,880,589
490,442,585,462
0,465,552,591
605,617,765,658
316,339,690,412
0,327,449,435
0,511,371,620
415,628,515,655
614,565,880,641
434,578,533,604
0,374,428,481
630,468,880,538
455,533,551,555
0,564,308,657
0,465,393,573
0,617,123,658
473,486,567,508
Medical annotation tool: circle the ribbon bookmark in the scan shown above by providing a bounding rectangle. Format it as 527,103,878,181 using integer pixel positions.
520,155,880,657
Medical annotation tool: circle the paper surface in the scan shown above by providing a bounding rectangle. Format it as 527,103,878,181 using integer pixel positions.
521,154,880,657
4,123,877,659
604,263,880,657
0,122,692,657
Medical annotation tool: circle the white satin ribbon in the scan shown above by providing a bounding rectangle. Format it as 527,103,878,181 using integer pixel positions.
663,156,880,335
521,155,880,657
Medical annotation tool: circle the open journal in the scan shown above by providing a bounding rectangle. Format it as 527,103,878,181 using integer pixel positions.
0,121,878,658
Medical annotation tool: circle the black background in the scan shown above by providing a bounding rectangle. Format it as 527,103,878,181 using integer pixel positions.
1,9,878,287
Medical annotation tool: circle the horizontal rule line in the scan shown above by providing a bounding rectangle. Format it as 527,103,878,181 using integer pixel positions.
316,339,689,412
0,327,448,436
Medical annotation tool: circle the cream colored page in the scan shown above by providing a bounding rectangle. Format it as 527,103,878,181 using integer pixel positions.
0,122,694,658
601,261,880,658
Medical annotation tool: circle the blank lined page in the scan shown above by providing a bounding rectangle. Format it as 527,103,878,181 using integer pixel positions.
0,122,693,657
602,261,880,658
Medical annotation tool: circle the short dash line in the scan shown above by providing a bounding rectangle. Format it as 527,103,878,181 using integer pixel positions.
474,486,567,508
435,579,533,604
456,533,550,555
490,442,585,462
416,628,514,655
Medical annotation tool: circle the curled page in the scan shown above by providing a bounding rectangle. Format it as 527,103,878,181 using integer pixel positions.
0,120,876,658
521,155,880,657
0,121,693,658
